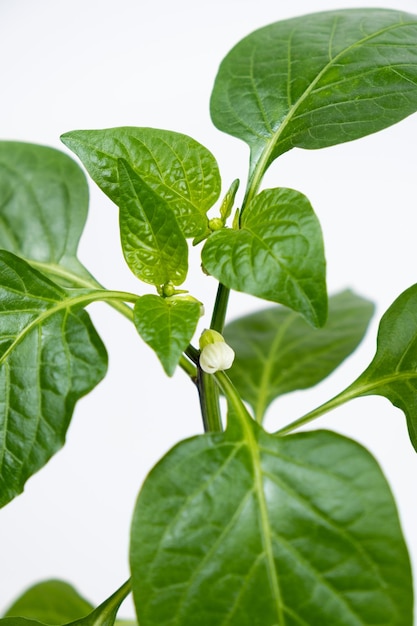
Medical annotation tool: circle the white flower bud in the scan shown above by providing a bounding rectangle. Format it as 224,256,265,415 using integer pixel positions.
199,341,235,374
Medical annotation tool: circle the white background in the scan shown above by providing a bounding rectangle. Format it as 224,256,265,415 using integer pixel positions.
1,0,417,617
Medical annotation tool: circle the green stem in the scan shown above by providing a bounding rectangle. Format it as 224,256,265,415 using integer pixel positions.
210,283,230,333
214,370,252,424
197,369,223,433
275,386,360,436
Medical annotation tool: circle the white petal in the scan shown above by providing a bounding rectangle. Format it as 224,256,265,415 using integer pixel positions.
200,342,235,374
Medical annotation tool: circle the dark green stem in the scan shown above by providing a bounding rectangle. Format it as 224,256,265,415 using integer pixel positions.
197,369,223,433
210,283,230,333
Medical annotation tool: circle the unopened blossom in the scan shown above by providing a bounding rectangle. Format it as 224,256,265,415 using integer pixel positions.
199,331,235,374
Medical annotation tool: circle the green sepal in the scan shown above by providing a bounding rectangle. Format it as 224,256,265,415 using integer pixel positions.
134,295,201,376
202,187,327,326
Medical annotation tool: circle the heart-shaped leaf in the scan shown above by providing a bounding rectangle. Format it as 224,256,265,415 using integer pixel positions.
343,283,417,452
224,290,374,421
0,251,108,507
202,187,327,326
117,160,188,287
0,141,92,285
130,414,412,625
61,127,221,238
210,9,417,180
134,295,201,376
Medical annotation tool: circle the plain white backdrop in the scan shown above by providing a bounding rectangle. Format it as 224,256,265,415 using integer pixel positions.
1,0,417,617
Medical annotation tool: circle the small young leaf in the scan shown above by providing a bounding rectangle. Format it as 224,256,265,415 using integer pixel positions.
0,141,92,285
202,187,327,326
3,581,93,625
345,283,417,452
134,295,201,376
61,127,221,238
117,160,188,287
0,251,108,507
130,419,412,626
224,290,374,421
210,9,417,178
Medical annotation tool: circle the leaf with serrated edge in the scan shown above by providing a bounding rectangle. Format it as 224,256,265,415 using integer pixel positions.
0,251,107,507
117,160,188,287
342,283,417,452
134,295,201,376
224,290,374,421
210,9,417,180
130,413,412,626
0,141,93,286
61,127,221,238
202,187,327,327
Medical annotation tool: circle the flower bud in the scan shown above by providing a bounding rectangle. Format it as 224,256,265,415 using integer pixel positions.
199,333,235,374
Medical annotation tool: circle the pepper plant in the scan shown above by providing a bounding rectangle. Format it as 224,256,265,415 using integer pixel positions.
2,7,417,626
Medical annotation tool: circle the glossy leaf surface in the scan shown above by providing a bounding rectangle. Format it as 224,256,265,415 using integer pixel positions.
0,251,107,507
61,127,221,238
134,295,201,376
3,581,93,624
130,417,412,626
0,141,92,284
202,188,327,326
224,290,374,421
210,9,417,178
117,160,188,287
345,283,417,452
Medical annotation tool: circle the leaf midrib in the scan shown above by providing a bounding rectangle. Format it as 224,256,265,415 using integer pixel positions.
247,18,414,203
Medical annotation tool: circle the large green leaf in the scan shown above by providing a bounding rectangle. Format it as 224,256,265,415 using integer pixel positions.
202,187,327,326
224,290,374,421
0,141,92,285
210,9,417,180
3,581,93,625
130,413,412,625
61,127,221,238
341,283,417,452
1,580,132,626
0,251,108,507
117,160,188,287
133,295,201,376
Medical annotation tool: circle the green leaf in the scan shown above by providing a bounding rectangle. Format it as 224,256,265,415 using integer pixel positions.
133,295,201,376
130,416,412,626
343,283,417,452
3,581,93,625
202,187,327,326
0,141,92,285
210,9,417,181
224,290,374,421
61,127,221,238
0,251,108,507
117,160,188,287
2,580,132,626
